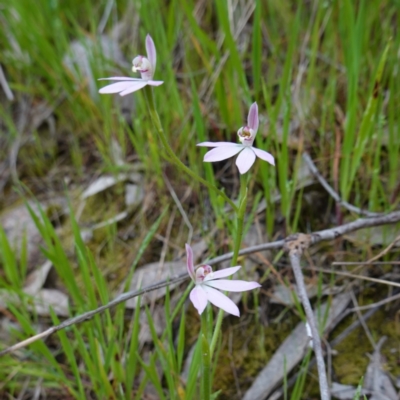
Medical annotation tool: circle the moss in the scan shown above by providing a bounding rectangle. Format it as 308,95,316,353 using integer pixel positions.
213,312,297,400
332,307,400,386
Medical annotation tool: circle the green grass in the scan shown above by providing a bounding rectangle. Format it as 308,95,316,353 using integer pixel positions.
1,0,400,398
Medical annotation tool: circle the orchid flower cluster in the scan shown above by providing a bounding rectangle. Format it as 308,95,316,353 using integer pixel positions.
99,36,273,315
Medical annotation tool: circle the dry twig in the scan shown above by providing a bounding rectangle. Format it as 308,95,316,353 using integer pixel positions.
284,234,330,400
1,210,400,357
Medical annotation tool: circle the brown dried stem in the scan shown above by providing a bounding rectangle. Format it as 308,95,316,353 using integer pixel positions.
1,210,400,357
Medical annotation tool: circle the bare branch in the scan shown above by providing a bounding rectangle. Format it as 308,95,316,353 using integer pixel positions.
285,238,330,399
1,210,400,357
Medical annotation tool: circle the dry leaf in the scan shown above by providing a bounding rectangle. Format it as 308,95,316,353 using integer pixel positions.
23,260,52,296
364,337,397,400
331,382,367,400
31,289,69,317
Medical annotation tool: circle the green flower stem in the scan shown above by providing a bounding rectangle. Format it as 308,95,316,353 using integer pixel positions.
232,173,248,264
210,173,248,356
201,309,211,400
143,86,238,212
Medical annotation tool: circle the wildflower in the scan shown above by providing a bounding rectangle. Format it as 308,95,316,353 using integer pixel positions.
186,244,261,316
197,102,275,174
99,34,163,96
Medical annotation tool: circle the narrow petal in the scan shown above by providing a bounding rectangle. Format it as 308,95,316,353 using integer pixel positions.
205,279,261,292
204,266,241,281
235,147,256,174
146,34,157,72
203,146,243,162
147,80,164,86
119,81,148,96
197,142,242,148
99,77,143,81
190,286,208,315
99,81,138,94
247,102,259,133
252,147,275,166
185,243,195,281
203,286,240,317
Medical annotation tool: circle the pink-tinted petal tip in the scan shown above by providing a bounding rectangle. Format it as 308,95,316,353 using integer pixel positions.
247,102,259,133
146,34,157,72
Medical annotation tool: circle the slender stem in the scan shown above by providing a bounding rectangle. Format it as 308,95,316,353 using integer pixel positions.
210,174,248,355
143,86,237,212
201,309,211,400
231,174,248,264
289,252,330,400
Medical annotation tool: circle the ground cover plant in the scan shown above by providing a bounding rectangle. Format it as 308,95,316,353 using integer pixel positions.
0,0,400,399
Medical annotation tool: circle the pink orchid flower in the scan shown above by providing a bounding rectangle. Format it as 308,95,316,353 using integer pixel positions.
197,102,275,174
186,244,261,317
99,34,163,96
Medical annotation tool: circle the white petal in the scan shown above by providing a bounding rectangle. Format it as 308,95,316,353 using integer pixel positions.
99,81,138,94
205,279,261,292
147,80,164,86
119,81,148,96
204,266,241,281
252,147,275,166
235,147,256,174
203,146,243,162
190,286,208,315
197,142,242,148
99,77,144,81
203,286,240,317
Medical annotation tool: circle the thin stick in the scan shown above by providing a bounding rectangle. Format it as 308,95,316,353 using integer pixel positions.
288,252,330,400
0,275,189,357
302,153,382,217
0,65,14,101
349,292,400,312
1,210,400,357
307,267,400,289
349,291,376,349
332,261,400,266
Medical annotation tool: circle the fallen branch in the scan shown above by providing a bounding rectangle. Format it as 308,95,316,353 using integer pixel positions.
1,210,400,357
285,235,330,399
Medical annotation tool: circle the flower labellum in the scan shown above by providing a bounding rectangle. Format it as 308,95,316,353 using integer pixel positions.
186,244,261,316
197,102,275,174
99,34,163,96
